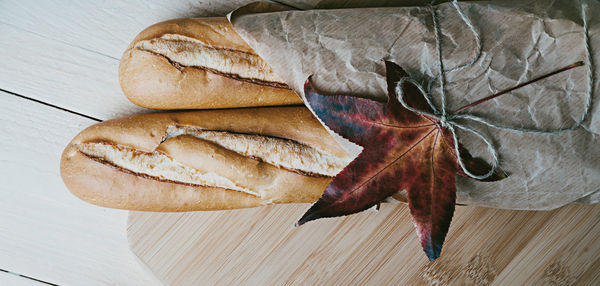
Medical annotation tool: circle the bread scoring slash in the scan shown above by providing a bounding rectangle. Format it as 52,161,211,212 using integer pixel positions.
119,17,302,109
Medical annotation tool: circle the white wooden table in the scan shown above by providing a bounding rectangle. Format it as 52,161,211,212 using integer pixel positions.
2,1,598,285
0,1,408,284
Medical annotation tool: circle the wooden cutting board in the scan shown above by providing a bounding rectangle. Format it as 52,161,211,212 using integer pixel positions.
127,203,600,285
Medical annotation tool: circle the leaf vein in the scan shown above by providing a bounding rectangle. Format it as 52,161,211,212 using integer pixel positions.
345,127,438,198
367,121,436,129
429,130,440,229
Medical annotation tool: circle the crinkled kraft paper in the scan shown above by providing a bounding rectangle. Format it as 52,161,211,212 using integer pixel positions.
228,0,600,210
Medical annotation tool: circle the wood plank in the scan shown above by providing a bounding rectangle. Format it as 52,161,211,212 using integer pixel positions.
0,271,48,286
0,91,158,286
128,203,600,285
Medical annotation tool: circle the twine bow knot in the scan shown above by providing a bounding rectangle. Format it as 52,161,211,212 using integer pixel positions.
394,0,593,180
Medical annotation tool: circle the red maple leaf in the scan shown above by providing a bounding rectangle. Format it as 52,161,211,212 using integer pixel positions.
297,61,506,261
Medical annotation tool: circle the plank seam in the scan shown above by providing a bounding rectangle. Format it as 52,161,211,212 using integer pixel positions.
1,88,102,122
0,268,60,286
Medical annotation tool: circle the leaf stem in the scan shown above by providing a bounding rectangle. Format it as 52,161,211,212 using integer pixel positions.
454,61,584,113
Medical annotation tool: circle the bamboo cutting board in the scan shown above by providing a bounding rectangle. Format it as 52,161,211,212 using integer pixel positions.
127,203,600,285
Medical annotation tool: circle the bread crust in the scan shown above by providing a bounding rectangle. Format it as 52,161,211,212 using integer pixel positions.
119,17,302,109
60,107,349,211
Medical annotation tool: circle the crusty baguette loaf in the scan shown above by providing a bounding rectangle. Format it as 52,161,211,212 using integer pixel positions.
60,107,353,211
119,17,303,109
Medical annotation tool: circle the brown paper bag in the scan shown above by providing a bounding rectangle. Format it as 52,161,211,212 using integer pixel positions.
229,0,600,210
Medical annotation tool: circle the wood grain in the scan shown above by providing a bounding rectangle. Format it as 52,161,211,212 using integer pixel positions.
0,92,158,286
128,203,600,285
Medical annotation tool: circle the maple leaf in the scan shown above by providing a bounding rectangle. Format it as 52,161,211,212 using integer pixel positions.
297,61,506,261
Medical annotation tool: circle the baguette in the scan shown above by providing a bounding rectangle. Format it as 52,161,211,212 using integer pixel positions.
119,17,303,109
60,107,353,211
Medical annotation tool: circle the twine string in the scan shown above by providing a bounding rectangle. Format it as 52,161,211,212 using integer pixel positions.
395,0,594,180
